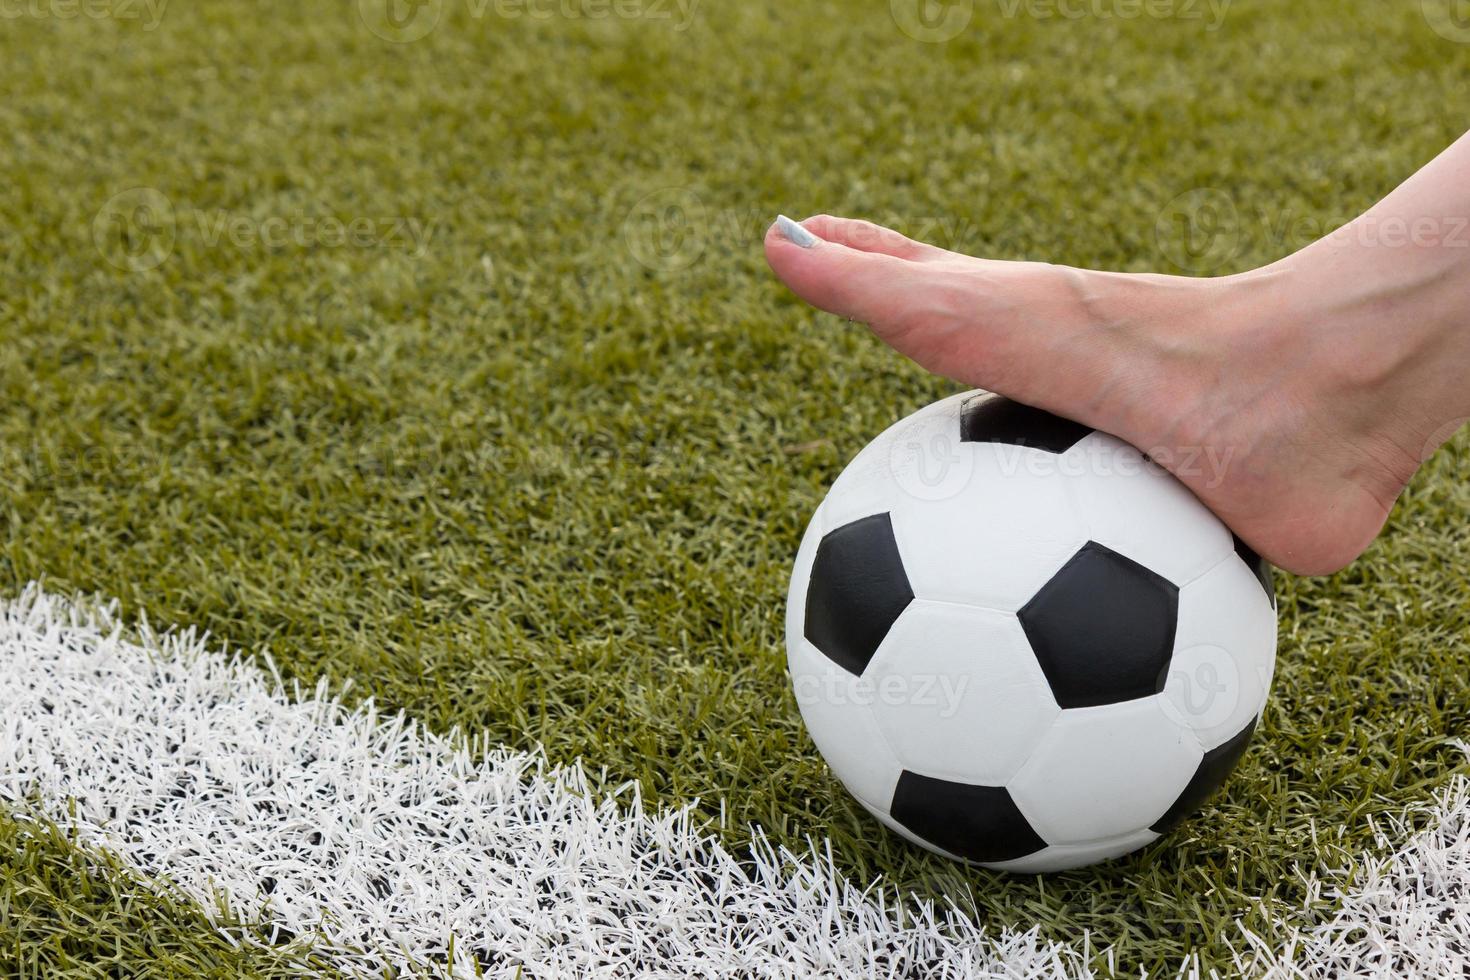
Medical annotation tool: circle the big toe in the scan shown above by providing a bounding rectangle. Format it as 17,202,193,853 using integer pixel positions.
764,216,929,327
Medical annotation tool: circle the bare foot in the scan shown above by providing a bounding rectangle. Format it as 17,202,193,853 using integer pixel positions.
765,212,1468,576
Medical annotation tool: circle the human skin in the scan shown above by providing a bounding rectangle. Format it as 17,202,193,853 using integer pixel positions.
764,130,1470,576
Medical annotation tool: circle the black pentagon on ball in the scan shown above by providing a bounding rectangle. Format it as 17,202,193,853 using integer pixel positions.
1151,718,1258,834
804,513,915,676
890,770,1046,864
1018,541,1180,709
1232,534,1276,607
959,394,1093,454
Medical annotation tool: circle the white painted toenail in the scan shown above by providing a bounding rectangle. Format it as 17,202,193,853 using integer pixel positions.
776,215,818,248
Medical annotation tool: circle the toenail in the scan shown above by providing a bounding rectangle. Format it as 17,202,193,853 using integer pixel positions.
776,214,818,248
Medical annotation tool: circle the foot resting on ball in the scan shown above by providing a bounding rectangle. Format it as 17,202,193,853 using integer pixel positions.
766,132,1470,578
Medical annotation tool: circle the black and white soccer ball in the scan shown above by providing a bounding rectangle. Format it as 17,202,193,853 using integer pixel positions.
787,391,1277,873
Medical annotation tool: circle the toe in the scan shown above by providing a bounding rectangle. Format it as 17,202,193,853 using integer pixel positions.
798,215,953,262
764,217,933,326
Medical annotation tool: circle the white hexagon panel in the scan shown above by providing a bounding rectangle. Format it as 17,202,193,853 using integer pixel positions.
887,396,1089,613
1163,552,1278,752
1061,431,1234,586
788,635,904,813
866,601,1059,786
1009,699,1204,845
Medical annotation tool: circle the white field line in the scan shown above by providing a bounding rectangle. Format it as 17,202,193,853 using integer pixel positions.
1231,755,1470,979
0,586,1097,979
0,585,1466,979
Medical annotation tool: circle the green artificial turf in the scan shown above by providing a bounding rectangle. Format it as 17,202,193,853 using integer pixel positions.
0,807,342,978
2,0,1469,974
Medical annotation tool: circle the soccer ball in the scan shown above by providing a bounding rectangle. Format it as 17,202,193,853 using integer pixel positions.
786,391,1277,873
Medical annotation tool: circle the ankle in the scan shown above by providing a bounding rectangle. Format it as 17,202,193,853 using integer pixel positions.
1257,244,1469,463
